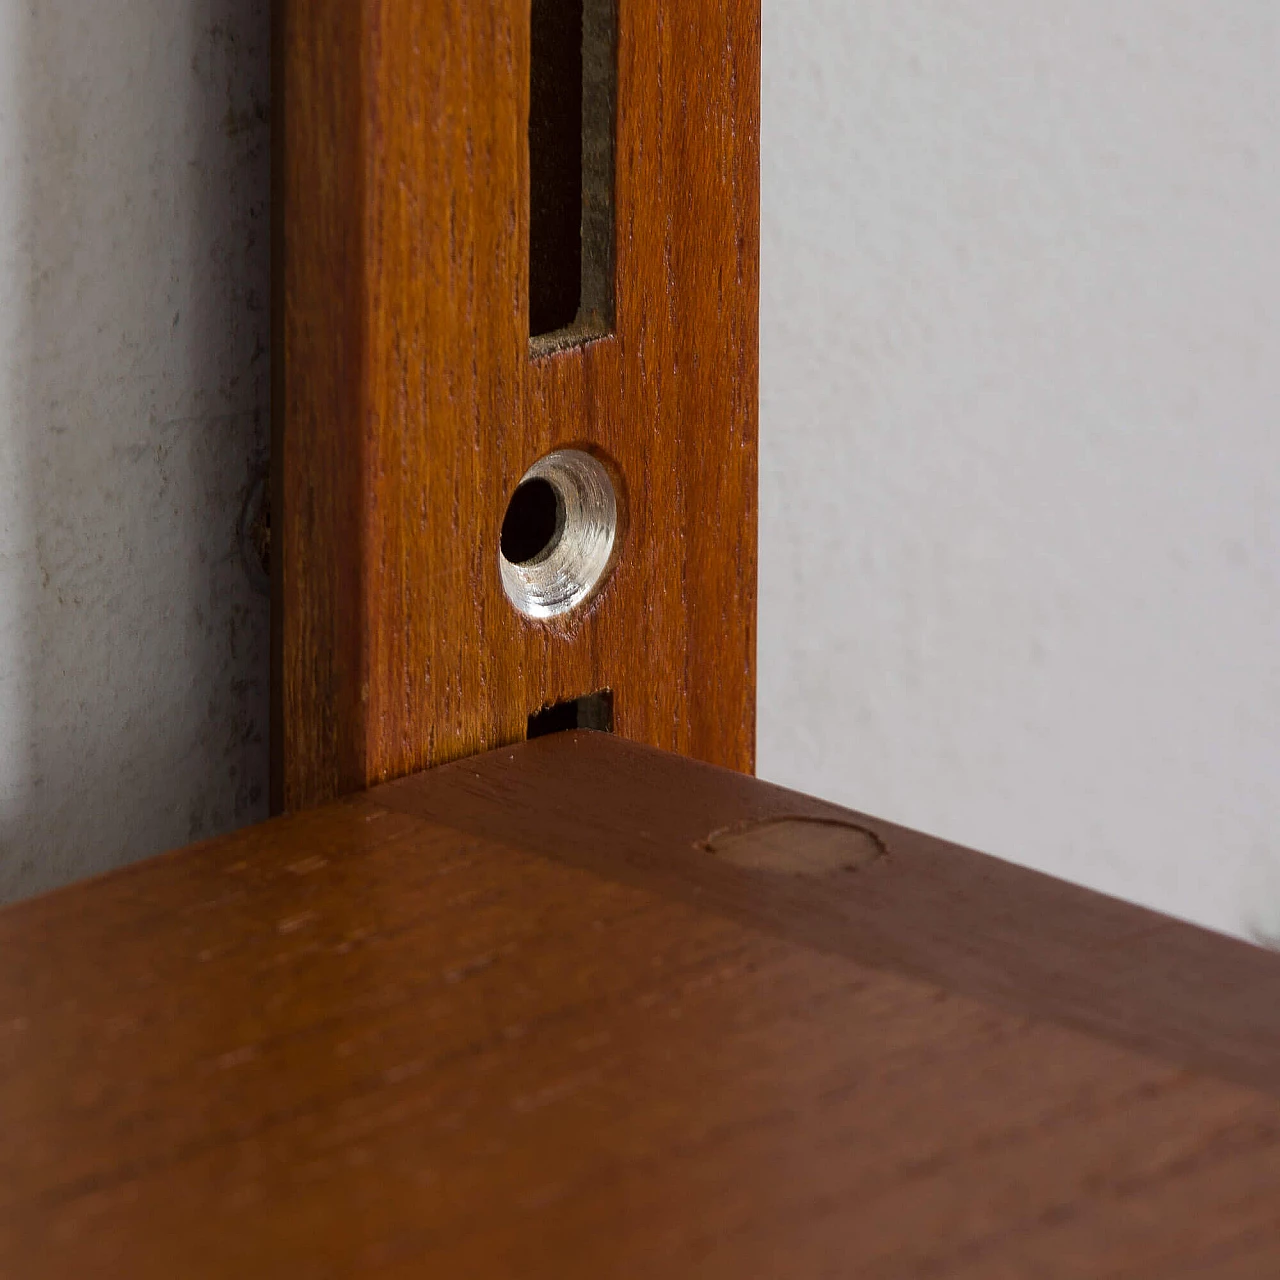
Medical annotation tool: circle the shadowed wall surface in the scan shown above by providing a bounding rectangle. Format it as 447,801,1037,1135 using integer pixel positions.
0,1,270,898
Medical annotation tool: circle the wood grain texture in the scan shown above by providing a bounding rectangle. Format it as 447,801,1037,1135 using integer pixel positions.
274,0,760,811
4,732,1280,1276
386,732,1280,1099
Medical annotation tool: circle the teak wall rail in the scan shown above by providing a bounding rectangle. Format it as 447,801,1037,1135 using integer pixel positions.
273,0,760,810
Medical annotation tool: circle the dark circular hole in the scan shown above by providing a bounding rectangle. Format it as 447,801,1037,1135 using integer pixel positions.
501,477,563,565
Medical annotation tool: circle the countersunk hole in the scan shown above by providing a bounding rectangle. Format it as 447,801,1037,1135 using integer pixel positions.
501,477,564,565
499,448,618,619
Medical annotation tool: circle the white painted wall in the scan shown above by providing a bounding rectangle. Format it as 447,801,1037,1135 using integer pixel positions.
2,1,1276,945
0,1,269,899
759,1,1280,941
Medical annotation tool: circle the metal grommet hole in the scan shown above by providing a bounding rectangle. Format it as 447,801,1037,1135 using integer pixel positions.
501,478,564,566
499,449,618,619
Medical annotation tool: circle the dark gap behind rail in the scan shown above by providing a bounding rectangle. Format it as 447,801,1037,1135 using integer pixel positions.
529,0,615,346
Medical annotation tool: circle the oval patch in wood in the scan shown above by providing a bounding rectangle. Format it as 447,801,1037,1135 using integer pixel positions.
702,818,887,876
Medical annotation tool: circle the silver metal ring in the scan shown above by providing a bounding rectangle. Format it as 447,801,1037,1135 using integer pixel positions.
499,449,618,618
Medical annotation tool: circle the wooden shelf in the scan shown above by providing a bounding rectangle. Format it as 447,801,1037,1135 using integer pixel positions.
4,730,1279,1275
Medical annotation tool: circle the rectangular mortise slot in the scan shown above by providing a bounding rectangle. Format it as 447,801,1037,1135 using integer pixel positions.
527,690,614,739
528,0,615,349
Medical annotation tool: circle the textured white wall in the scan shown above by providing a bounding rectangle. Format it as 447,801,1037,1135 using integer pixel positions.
759,1,1280,941
0,1,269,899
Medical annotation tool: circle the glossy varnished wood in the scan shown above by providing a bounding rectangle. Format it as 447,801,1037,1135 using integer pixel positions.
4,733,1280,1276
274,0,760,810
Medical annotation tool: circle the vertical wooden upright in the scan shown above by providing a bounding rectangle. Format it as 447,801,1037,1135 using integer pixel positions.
274,0,759,811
